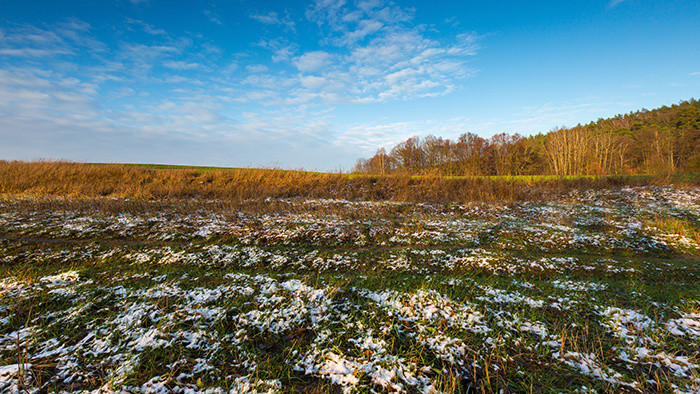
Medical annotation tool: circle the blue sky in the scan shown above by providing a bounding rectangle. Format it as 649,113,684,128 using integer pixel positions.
1,0,698,170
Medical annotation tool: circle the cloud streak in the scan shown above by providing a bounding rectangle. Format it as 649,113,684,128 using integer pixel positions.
250,11,296,31
608,0,630,8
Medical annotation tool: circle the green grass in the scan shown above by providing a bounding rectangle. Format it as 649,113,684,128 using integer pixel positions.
1,188,699,392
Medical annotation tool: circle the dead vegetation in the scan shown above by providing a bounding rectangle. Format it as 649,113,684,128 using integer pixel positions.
1,161,695,204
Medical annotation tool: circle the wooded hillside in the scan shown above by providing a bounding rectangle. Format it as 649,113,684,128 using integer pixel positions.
354,99,700,176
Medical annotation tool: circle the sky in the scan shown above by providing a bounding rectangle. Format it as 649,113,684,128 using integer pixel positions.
1,0,698,171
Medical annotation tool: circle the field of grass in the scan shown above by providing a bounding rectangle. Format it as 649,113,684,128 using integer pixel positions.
2,160,699,204
1,184,699,393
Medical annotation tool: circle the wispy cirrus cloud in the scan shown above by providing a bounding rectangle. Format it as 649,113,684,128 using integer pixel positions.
256,37,297,62
608,0,630,8
0,48,71,57
0,17,358,168
203,10,222,25
337,116,474,154
243,0,479,106
250,11,296,31
163,60,201,70
0,62,358,169
506,100,615,132
0,3,481,169
126,18,167,36
0,23,80,58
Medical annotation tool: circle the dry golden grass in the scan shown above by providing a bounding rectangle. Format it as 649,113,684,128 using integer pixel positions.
0,160,693,204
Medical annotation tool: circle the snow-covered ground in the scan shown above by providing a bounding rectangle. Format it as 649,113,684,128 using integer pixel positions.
1,186,698,393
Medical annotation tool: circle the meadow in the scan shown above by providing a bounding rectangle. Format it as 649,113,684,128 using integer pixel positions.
1,162,699,393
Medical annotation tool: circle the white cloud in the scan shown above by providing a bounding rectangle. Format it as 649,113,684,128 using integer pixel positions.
0,21,105,58
506,101,610,132
356,0,382,12
163,61,201,70
251,12,280,24
349,30,428,66
204,10,222,25
202,43,223,55
0,69,102,131
338,19,383,45
0,48,70,57
250,11,296,31
272,46,295,62
293,51,334,72
0,5,481,170
384,67,419,85
608,0,629,7
256,38,298,62
337,116,472,154
0,66,357,169
126,18,167,36
245,0,478,104
306,0,347,27
246,64,269,73
116,43,182,78
299,75,328,89
339,121,418,152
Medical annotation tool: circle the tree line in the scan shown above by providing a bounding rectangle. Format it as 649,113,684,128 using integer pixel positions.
353,99,700,176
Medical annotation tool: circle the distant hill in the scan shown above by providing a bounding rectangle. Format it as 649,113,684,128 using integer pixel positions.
354,99,700,176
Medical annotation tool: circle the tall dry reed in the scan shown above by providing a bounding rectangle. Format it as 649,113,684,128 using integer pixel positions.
0,160,693,204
